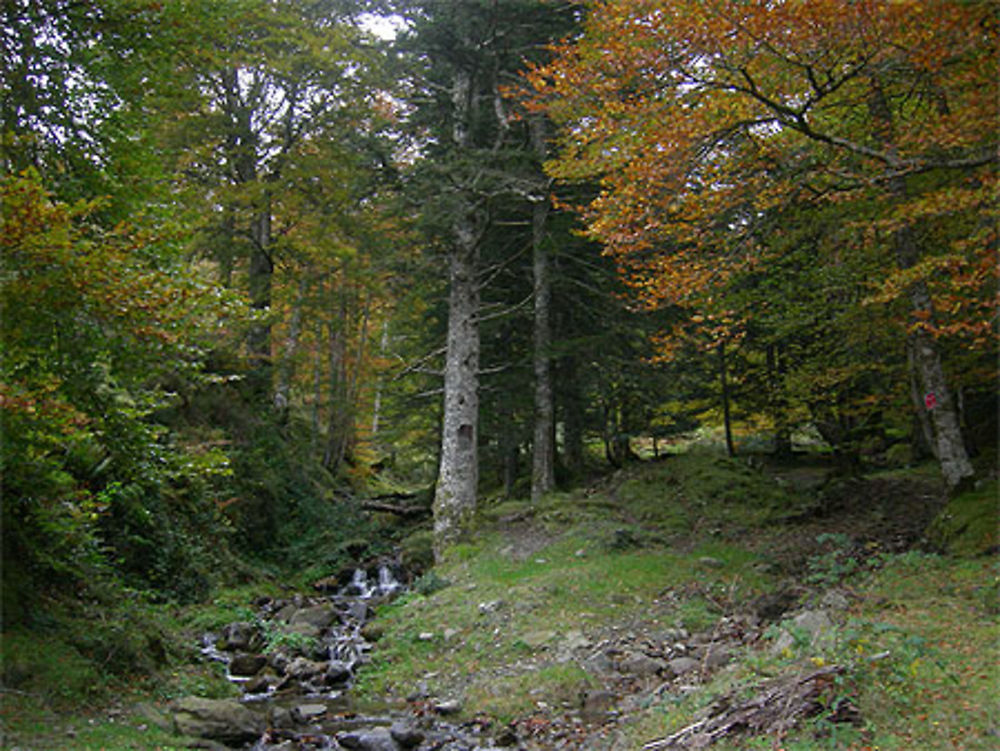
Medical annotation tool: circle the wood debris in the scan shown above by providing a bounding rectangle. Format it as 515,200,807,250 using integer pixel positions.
643,664,859,749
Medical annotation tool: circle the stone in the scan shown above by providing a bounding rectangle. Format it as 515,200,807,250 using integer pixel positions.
521,630,556,648
229,653,267,677
337,727,401,751
666,656,701,678
134,702,172,732
244,675,271,694
289,604,338,630
560,629,592,651
697,556,725,569
433,698,462,715
390,721,425,748
581,689,616,719
620,652,666,677
275,603,297,622
267,649,290,674
170,697,263,746
266,706,294,731
284,621,322,639
793,609,835,646
771,609,835,654
361,621,385,642
702,643,732,670
581,650,617,677
217,622,258,652
286,657,326,681
325,660,352,685
820,589,851,611
291,703,327,723
443,627,460,642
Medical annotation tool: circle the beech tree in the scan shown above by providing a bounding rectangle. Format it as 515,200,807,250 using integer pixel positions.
529,0,997,488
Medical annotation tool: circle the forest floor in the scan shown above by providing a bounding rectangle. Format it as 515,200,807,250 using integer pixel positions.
2,447,998,750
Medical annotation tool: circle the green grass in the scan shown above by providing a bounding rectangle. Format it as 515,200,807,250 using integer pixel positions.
354,456,783,712
618,551,1000,750
6,452,995,750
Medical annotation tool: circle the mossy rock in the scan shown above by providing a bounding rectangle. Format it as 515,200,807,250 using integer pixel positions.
926,480,998,556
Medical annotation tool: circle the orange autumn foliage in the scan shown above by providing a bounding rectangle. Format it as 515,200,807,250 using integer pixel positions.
526,0,998,343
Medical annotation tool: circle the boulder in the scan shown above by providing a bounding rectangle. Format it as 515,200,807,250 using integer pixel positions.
286,657,326,681
288,604,339,630
926,482,999,557
337,727,401,751
432,698,462,715
666,656,701,678
390,721,425,748
217,622,259,652
620,652,667,677
243,674,271,694
581,689,616,719
171,697,263,746
325,660,353,685
229,653,267,677
771,609,835,655
701,643,732,670
291,703,327,723
134,701,173,732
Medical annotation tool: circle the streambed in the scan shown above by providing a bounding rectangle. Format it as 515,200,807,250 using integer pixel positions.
184,565,501,750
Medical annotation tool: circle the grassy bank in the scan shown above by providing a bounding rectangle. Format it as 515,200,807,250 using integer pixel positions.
3,449,996,750
355,451,998,749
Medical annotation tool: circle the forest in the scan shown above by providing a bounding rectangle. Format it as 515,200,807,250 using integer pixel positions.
1,1,997,750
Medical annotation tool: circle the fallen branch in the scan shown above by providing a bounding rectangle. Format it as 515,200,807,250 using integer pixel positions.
643,664,856,750
360,499,431,518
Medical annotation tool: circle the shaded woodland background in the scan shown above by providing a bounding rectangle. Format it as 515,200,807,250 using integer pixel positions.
2,0,996,650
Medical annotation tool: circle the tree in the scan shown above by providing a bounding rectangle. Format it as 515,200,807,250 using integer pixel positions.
393,0,579,554
528,0,997,487
173,0,386,403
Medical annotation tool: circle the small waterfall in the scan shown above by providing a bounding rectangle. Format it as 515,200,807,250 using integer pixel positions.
345,568,372,598
377,564,402,597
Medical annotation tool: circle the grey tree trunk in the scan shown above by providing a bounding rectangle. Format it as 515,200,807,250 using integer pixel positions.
432,63,482,559
433,208,481,558
867,78,973,489
530,119,555,503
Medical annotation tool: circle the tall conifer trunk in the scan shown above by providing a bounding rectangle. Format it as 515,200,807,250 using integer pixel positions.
433,65,481,557
433,209,480,556
530,117,555,503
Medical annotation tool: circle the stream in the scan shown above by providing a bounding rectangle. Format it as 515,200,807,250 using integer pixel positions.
188,563,503,751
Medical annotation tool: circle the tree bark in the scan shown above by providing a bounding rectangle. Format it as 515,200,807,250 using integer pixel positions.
433,207,481,557
530,118,556,503
867,77,973,489
433,61,482,559
719,341,735,457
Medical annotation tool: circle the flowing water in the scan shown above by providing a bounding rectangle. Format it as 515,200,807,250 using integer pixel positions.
196,564,492,750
